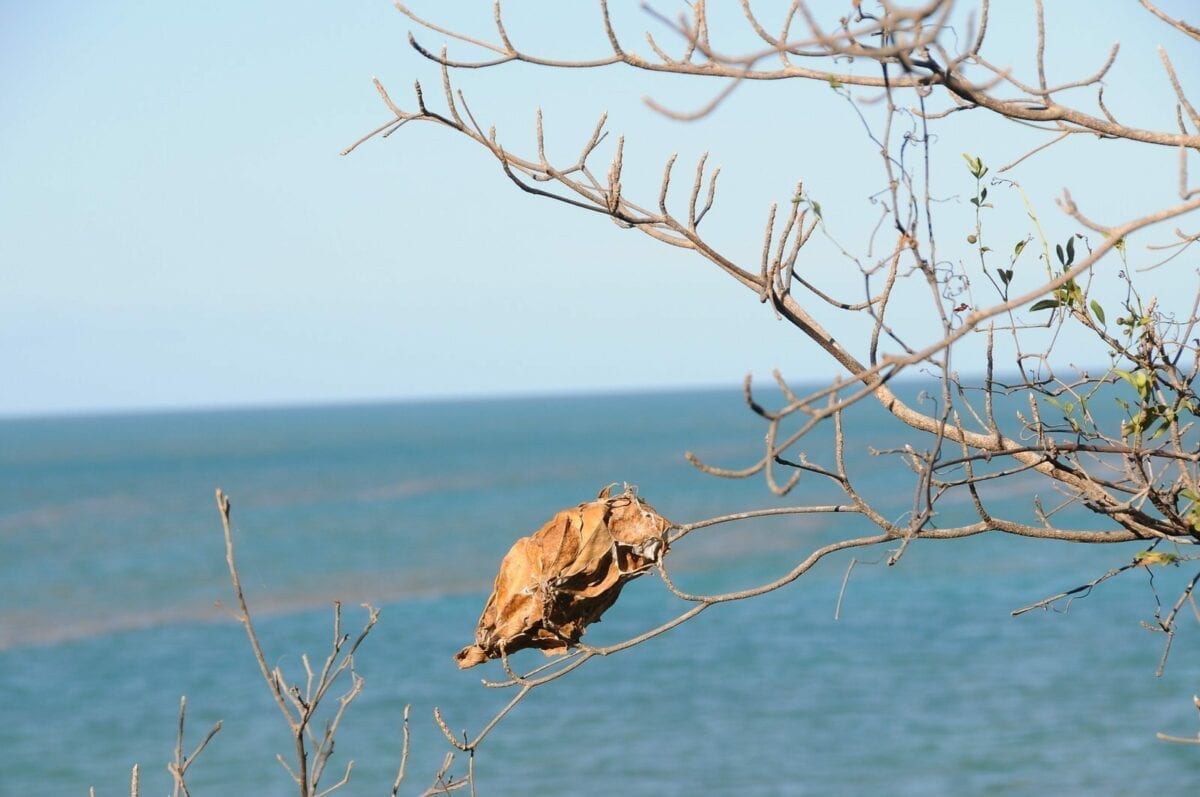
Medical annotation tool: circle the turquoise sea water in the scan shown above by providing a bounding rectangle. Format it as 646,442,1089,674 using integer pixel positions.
1,389,1197,795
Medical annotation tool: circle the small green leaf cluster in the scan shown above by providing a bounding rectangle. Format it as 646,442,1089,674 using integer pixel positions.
997,238,1031,287
1043,394,1086,434
791,193,822,220
1114,312,1153,335
1116,395,1196,440
1180,490,1200,534
1029,236,1089,314
962,152,988,180
963,153,992,217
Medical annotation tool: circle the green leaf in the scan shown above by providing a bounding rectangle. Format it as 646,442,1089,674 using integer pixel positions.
1180,489,1199,502
1066,235,1076,265
1055,243,1065,265
961,153,986,178
1113,369,1136,388
1014,239,1027,256
1090,300,1105,325
1058,278,1081,307
1134,550,1180,567
1030,299,1060,312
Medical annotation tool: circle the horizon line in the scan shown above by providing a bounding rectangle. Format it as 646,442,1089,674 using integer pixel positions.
0,371,959,422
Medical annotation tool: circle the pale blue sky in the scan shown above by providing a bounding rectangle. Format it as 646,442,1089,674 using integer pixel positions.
3,2,1197,416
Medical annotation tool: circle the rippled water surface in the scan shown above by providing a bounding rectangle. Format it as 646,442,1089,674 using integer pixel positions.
1,389,1196,795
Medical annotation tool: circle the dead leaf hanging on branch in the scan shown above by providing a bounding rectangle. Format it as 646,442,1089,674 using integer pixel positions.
455,485,672,669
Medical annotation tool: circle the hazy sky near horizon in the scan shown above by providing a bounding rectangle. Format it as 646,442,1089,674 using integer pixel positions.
3,1,1198,416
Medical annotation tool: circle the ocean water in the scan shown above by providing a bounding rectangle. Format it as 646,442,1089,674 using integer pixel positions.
1,388,1197,795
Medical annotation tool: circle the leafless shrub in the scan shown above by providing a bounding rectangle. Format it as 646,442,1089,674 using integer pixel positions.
213,488,385,796
106,490,459,796
168,697,222,797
